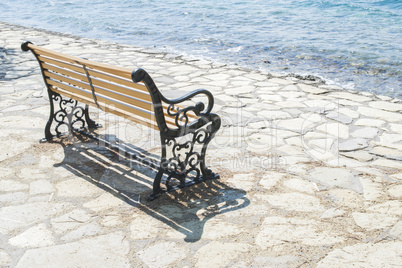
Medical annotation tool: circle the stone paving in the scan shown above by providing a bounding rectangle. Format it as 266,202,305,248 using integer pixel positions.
0,21,401,267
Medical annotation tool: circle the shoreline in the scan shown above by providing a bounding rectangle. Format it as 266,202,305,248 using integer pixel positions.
2,21,399,101
1,21,402,267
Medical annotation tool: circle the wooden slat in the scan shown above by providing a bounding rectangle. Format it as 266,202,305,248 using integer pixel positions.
29,44,133,79
41,62,151,102
42,62,152,102
37,56,149,93
43,71,154,113
46,79,155,122
51,87,160,130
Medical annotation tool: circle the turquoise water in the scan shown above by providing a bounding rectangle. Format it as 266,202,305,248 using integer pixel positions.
1,0,401,98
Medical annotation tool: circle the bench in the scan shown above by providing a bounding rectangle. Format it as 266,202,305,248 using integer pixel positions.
21,41,221,199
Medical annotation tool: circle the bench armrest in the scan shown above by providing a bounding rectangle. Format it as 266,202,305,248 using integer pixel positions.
164,89,214,116
132,68,217,132
133,68,214,114
164,89,216,131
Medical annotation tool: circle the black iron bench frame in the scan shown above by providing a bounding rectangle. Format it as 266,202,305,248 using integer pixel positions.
21,41,221,200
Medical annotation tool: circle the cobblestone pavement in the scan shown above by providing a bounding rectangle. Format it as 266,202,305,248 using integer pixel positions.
0,22,401,267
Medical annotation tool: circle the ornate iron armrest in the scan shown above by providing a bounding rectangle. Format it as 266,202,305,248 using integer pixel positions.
163,89,214,116
132,68,217,131
163,89,215,128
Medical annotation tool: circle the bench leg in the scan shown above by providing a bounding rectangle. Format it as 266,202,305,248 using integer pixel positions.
84,105,102,129
195,117,221,180
41,92,101,143
148,169,164,200
151,114,221,196
41,95,56,143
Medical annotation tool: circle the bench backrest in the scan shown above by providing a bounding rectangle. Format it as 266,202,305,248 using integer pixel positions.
22,42,184,131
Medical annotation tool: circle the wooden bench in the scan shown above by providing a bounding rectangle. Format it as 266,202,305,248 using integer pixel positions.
21,41,221,199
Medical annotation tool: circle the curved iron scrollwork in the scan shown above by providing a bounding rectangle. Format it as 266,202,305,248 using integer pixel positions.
52,94,86,136
167,102,205,128
42,92,98,142
159,115,220,193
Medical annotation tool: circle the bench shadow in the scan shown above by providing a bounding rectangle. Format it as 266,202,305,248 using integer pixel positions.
54,135,250,242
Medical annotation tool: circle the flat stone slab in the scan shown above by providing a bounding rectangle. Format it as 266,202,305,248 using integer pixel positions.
83,192,124,212
358,106,402,122
255,216,344,250
355,118,385,127
29,179,55,195
371,146,402,161
318,242,402,267
316,123,349,139
252,255,301,267
326,111,353,124
137,241,188,267
338,138,369,152
0,250,12,267
0,202,72,233
258,173,284,190
0,180,29,192
56,178,103,198
16,233,130,268
388,184,402,199
283,178,318,194
0,140,33,162
359,176,383,201
352,212,399,230
329,91,372,102
194,242,250,267
264,192,324,212
299,84,329,94
276,118,315,133
226,173,256,192
340,151,374,162
257,110,291,120
367,201,402,216
351,127,379,139
339,107,360,118
8,223,54,248
369,101,402,112
309,167,356,189
371,159,402,169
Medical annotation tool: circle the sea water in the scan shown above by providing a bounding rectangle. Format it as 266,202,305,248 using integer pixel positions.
1,0,401,98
